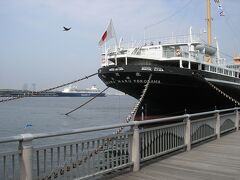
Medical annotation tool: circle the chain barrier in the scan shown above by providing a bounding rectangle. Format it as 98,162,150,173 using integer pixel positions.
43,73,153,179
197,73,240,106
0,72,98,103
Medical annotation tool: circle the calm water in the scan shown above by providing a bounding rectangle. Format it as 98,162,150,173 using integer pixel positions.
0,96,137,178
0,95,136,138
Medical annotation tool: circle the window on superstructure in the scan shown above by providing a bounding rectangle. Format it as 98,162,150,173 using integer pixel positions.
210,66,216,72
218,68,223,74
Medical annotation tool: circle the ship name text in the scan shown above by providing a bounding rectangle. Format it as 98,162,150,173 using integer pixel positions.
105,79,161,85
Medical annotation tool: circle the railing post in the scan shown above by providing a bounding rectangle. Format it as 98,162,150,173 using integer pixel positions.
184,115,191,151
215,110,221,139
128,126,133,164
19,134,33,180
131,124,140,172
235,108,239,131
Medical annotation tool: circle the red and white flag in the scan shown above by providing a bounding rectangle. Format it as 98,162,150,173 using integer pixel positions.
98,20,115,46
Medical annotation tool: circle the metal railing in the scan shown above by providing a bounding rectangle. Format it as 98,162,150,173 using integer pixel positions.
140,122,186,162
33,132,131,179
0,107,239,180
191,116,216,144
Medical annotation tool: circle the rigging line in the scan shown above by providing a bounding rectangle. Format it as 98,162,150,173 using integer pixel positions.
219,51,233,59
223,18,240,49
213,4,240,52
144,0,194,30
221,5,240,40
37,72,98,94
0,72,98,103
144,33,200,41
65,87,109,115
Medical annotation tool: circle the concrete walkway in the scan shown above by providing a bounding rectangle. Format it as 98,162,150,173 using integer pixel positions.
113,131,240,180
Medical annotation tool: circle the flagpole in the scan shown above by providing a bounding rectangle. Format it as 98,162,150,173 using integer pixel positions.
110,19,118,65
104,43,108,66
99,19,118,66
111,19,118,47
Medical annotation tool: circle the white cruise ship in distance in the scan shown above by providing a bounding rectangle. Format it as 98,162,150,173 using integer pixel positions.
56,85,106,97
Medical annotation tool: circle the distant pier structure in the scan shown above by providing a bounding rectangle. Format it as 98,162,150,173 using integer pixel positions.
32,83,36,92
0,89,58,97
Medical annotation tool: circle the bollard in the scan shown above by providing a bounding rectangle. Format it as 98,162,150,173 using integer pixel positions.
131,124,140,172
184,115,191,151
19,134,33,180
215,111,220,139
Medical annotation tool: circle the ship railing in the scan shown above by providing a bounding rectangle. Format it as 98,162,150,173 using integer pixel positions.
157,34,201,45
105,34,202,52
0,107,239,179
162,50,191,59
203,63,240,78
103,35,202,62
106,47,192,60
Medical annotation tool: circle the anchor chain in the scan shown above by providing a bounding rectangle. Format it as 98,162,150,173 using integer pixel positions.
0,72,98,103
115,73,153,134
205,80,240,106
197,73,240,106
43,74,153,179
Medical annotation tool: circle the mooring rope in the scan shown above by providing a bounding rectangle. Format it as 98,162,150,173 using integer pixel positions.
43,74,153,179
65,87,109,115
0,72,98,103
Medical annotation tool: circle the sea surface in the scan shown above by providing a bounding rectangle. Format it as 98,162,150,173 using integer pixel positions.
0,95,137,177
0,95,136,149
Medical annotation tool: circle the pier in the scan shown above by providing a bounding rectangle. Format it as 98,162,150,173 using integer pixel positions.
0,107,239,180
113,131,240,180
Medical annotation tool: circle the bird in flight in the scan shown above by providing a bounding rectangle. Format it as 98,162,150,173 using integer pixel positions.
63,26,71,31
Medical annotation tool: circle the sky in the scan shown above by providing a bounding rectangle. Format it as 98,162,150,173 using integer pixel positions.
1,0,240,91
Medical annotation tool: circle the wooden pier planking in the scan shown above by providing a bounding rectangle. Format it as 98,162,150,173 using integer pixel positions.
112,131,240,180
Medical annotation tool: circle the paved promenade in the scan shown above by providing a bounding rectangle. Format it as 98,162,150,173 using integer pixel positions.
113,131,240,180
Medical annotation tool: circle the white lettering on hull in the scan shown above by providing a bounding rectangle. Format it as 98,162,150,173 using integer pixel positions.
105,79,161,85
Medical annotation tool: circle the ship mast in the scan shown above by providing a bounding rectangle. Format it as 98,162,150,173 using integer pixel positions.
207,0,212,46
206,0,212,63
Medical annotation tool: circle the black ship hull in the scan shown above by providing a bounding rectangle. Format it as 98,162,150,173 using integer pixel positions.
98,65,240,119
